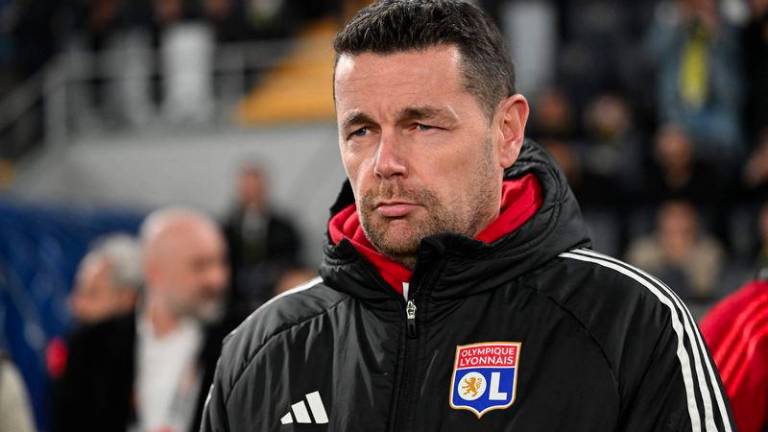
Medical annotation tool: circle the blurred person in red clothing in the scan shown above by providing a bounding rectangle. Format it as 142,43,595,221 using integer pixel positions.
701,266,768,432
47,234,143,379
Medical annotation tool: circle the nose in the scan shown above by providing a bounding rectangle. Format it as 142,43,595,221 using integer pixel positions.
373,131,408,179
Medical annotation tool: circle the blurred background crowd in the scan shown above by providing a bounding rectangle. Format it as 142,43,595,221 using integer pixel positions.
0,0,766,430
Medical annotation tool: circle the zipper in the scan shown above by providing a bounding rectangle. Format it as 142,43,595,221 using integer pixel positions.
388,256,442,432
387,286,420,432
406,299,417,338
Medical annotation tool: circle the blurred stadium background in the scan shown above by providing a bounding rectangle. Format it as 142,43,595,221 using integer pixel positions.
0,0,766,429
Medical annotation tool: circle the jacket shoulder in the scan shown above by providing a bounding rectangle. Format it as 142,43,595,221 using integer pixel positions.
549,248,733,430
538,248,698,376
546,249,710,379
551,248,684,326
214,277,346,395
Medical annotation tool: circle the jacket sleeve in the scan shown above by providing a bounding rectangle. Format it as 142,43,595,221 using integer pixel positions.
617,312,735,432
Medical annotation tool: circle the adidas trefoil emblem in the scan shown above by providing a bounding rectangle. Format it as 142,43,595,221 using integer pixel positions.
281,391,329,425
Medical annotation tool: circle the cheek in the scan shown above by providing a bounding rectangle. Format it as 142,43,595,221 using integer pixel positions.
343,153,373,193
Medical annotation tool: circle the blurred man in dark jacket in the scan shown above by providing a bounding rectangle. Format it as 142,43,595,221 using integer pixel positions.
224,162,302,313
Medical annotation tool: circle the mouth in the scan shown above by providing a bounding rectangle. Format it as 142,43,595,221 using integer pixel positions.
374,201,419,218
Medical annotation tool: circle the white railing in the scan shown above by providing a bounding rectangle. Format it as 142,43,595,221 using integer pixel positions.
0,29,331,156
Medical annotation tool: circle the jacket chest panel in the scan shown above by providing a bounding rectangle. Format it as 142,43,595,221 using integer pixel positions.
400,291,619,431
230,302,401,431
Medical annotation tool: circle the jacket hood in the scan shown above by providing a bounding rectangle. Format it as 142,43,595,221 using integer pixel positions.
319,139,591,302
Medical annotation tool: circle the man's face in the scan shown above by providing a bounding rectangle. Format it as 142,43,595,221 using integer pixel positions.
70,257,136,324
334,45,516,266
238,169,267,210
153,223,230,323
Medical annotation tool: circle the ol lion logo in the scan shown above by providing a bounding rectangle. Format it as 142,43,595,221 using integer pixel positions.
449,342,521,418
462,376,484,399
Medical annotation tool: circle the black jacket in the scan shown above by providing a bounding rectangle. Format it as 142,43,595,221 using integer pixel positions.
202,140,733,431
51,311,231,432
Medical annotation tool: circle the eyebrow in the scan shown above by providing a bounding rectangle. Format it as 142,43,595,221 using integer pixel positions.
341,106,459,131
398,106,457,124
341,111,376,131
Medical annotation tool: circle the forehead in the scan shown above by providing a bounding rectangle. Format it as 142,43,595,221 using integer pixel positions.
158,222,223,259
334,45,469,111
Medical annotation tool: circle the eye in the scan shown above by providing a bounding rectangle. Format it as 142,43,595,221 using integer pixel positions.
349,127,369,139
415,123,435,131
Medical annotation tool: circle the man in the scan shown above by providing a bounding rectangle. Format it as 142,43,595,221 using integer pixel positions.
69,234,143,324
701,266,768,432
224,162,303,313
52,208,232,432
626,200,724,300
202,1,733,431
46,234,143,380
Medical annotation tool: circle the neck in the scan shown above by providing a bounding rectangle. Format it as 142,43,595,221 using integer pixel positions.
145,296,180,338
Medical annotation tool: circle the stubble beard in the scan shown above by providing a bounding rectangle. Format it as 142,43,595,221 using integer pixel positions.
167,289,224,324
358,138,498,269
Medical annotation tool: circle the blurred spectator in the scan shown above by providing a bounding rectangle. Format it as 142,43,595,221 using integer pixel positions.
556,0,655,107
500,0,557,96
83,0,124,48
244,0,303,39
67,0,155,129
527,87,578,142
575,91,645,255
644,123,721,207
541,139,583,198
224,162,302,314
68,234,142,325
154,0,184,26
0,351,35,432
46,234,143,382
701,268,768,432
648,0,744,160
160,21,215,123
580,91,644,203
742,129,768,202
744,0,768,142
52,208,233,432
626,200,724,299
203,0,251,43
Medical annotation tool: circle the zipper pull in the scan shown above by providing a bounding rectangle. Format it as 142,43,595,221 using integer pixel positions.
406,299,417,338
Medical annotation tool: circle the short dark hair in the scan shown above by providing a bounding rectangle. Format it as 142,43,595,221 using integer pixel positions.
333,0,516,118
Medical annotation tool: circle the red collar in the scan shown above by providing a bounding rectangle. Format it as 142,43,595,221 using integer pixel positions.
328,173,543,295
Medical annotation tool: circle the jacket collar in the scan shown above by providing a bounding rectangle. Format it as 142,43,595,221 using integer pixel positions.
328,174,542,295
319,139,591,302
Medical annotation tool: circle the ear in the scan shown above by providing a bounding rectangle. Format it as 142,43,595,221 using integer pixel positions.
494,94,530,169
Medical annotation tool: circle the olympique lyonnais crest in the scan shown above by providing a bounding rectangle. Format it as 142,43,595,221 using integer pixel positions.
449,342,521,418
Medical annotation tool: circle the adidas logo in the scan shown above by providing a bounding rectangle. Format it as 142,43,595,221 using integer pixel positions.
280,391,329,425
